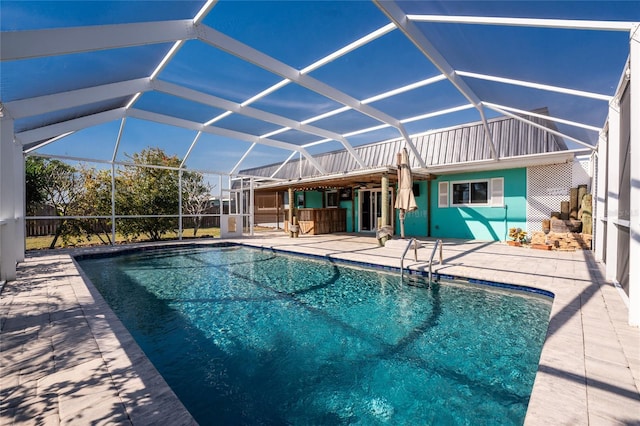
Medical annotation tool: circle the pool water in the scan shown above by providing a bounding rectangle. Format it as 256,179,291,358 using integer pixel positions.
78,245,551,425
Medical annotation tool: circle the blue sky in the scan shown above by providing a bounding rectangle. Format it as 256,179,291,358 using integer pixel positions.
2,1,639,173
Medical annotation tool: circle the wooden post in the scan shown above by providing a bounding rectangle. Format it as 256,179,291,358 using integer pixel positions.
577,185,588,219
570,187,579,219
560,201,570,220
288,187,294,238
381,172,389,228
582,194,593,235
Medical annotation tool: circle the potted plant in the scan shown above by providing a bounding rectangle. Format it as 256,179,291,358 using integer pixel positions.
508,227,527,246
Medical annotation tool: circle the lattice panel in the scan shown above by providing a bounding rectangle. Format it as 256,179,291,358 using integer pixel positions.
527,163,573,232
572,157,592,190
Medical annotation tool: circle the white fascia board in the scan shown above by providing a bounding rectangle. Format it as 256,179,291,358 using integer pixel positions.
423,150,585,175
254,166,397,190
15,108,126,145
5,78,151,119
407,15,635,32
1,20,196,61
128,108,327,174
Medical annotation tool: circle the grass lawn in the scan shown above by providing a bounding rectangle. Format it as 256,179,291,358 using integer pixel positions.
26,225,279,250
26,227,223,250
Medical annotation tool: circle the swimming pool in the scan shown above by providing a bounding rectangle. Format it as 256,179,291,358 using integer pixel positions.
77,244,551,425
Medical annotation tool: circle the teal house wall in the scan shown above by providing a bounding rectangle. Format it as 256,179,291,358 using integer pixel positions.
292,168,526,241
303,191,323,208
430,168,527,241
341,199,354,232
395,181,428,237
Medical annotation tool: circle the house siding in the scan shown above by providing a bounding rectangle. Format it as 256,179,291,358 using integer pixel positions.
396,181,428,237
430,168,527,241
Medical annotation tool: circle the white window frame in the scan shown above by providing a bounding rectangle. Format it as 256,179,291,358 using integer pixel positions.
447,177,504,207
325,190,339,208
438,181,449,208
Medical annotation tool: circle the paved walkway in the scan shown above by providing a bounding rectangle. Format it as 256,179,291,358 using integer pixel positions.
1,234,639,425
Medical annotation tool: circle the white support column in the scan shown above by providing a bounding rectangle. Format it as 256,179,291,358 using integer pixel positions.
14,148,25,262
249,177,254,236
605,100,620,282
628,24,640,326
178,170,183,240
0,118,17,281
594,130,608,262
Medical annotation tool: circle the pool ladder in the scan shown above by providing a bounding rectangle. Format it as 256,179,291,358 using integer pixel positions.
400,238,443,285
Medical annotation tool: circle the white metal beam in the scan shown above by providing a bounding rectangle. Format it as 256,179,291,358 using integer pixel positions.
400,104,475,124
16,108,127,146
483,102,602,132
483,103,595,150
4,78,151,119
0,118,18,280
374,0,499,161
594,128,608,262
1,20,196,61
230,143,257,175
23,132,74,154
271,152,297,179
362,74,446,104
111,118,127,162
196,23,426,168
204,23,395,125
605,98,621,283
152,79,367,167
127,108,327,174
180,131,203,168
193,0,219,25
457,71,612,102
407,14,635,32
629,23,640,326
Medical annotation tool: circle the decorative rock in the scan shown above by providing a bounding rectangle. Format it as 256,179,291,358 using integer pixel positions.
530,231,592,250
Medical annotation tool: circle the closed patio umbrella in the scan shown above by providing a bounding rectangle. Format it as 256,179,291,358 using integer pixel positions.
394,147,417,238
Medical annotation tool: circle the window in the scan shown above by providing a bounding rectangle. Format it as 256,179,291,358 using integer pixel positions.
438,181,449,208
448,178,504,207
452,181,488,205
326,190,338,208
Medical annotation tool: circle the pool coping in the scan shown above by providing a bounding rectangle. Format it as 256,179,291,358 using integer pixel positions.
1,234,639,425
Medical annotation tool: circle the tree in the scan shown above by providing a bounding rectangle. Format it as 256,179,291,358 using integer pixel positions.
76,165,113,245
25,156,47,215
28,158,85,248
181,171,213,236
116,148,180,241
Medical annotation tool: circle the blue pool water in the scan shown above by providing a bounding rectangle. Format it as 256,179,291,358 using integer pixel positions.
78,245,551,425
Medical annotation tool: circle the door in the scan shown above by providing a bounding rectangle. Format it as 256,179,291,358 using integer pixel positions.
358,189,393,232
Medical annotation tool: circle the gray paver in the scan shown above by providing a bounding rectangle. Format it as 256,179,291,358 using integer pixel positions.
1,234,639,425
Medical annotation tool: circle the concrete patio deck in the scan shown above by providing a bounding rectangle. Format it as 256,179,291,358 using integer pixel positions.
1,233,639,425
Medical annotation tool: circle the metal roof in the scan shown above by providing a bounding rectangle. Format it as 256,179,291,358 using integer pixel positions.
240,108,570,180
1,1,638,179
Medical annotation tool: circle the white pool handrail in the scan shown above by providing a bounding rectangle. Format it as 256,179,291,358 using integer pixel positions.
400,238,418,279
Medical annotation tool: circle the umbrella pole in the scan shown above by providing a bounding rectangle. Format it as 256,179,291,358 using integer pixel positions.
399,209,406,239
